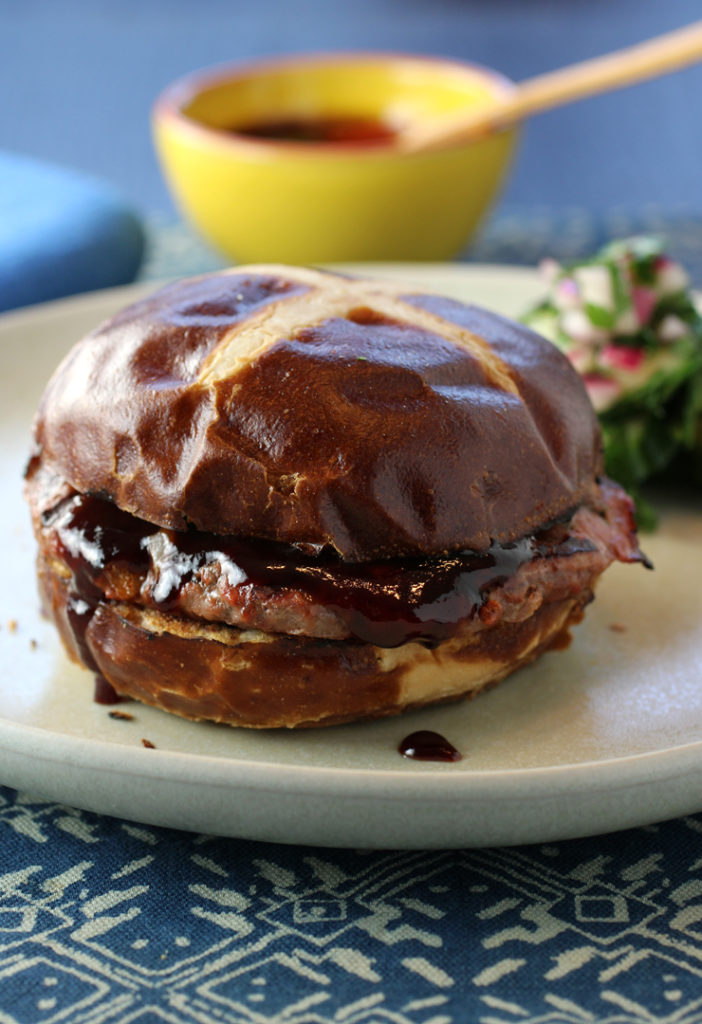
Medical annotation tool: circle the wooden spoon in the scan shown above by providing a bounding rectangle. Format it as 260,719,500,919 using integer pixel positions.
399,20,702,152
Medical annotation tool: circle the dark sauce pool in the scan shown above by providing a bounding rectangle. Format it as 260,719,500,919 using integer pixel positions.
227,114,397,145
46,492,540,652
399,730,462,762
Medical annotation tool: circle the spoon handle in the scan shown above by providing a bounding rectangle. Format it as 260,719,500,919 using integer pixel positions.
401,20,702,152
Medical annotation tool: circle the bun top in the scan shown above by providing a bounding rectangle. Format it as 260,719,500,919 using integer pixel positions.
33,265,603,559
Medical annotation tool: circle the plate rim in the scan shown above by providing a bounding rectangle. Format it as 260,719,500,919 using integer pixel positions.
3,711,702,794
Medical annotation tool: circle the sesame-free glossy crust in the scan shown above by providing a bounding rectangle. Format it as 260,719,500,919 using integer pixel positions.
32,264,602,558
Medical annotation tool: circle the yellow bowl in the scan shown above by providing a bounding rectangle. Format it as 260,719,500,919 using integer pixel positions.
152,52,519,264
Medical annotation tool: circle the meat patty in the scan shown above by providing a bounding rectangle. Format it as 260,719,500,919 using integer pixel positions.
30,466,646,649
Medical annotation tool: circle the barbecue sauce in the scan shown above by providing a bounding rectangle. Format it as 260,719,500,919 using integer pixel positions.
46,492,539,653
228,115,396,146
93,675,125,705
399,730,462,762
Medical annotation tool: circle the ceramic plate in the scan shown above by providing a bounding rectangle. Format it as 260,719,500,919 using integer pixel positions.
1,265,701,849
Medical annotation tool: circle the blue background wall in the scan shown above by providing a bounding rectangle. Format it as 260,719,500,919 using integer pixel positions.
2,0,702,220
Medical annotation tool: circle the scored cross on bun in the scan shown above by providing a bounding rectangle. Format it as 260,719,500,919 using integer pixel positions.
26,265,649,728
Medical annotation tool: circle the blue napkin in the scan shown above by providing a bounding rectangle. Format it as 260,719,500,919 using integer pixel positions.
0,151,145,313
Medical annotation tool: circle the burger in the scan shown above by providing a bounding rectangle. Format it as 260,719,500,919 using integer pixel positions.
25,265,648,728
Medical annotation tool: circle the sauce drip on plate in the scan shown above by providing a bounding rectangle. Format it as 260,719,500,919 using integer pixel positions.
399,730,462,762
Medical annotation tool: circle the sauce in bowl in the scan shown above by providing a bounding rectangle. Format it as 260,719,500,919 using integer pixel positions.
227,114,398,145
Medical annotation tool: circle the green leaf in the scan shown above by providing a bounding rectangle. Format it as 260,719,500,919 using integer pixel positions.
601,414,679,489
585,302,616,329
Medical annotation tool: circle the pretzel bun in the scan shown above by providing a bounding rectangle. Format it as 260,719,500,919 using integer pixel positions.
27,266,645,729
34,264,602,560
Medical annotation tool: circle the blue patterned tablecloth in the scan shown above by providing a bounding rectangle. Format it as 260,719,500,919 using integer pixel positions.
3,788,702,1022
2,211,702,1024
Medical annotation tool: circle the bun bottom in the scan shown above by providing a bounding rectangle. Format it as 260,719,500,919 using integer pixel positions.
39,559,591,729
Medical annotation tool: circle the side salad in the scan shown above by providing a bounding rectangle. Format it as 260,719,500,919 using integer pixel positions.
524,237,702,526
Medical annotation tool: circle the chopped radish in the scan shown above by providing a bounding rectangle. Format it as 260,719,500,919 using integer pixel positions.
574,265,614,310
527,238,697,413
655,258,688,295
554,276,580,310
631,287,657,325
614,307,640,335
657,314,689,342
599,344,645,371
561,309,607,345
583,373,623,412
566,346,595,375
